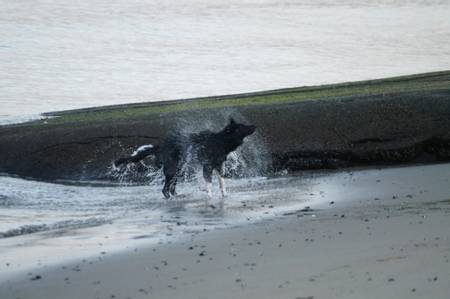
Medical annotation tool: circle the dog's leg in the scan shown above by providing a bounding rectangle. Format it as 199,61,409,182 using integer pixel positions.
162,176,173,199
162,164,177,199
203,165,213,207
218,175,226,208
169,178,178,196
218,176,226,197
206,182,213,201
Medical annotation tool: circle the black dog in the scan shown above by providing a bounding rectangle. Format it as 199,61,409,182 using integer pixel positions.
114,118,256,204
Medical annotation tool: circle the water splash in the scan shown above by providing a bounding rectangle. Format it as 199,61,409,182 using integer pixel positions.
107,160,163,185
108,109,272,185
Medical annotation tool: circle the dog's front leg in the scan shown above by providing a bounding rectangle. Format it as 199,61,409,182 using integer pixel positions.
218,175,226,208
206,182,213,203
203,165,213,207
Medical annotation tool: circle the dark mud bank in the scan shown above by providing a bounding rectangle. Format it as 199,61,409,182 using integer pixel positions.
1,71,450,181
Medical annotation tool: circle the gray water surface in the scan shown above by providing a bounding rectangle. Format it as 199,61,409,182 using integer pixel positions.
1,0,450,123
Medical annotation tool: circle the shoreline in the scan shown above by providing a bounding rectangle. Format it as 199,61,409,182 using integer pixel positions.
1,71,450,181
1,163,450,298
38,70,450,119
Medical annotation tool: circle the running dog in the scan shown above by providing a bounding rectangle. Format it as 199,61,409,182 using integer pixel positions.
114,118,256,206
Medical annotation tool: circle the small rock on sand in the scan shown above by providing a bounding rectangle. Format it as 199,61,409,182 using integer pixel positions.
30,275,42,281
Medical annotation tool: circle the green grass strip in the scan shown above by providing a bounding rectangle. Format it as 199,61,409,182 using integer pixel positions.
35,70,450,126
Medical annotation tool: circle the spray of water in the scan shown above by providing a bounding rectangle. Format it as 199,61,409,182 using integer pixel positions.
108,109,271,188
108,159,163,185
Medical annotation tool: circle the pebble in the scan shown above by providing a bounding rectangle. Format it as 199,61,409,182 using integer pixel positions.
30,275,42,281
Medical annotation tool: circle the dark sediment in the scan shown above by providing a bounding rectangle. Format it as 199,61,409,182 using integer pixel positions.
1,71,450,181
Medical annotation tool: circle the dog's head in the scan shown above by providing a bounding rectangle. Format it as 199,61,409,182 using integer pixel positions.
224,118,256,140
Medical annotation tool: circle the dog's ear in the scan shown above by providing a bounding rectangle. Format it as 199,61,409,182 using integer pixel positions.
229,117,236,125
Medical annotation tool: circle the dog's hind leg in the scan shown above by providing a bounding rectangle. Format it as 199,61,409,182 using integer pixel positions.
169,176,178,196
162,164,177,199
162,176,173,199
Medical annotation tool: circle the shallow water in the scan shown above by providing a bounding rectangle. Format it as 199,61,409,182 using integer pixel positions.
1,0,450,123
1,163,450,279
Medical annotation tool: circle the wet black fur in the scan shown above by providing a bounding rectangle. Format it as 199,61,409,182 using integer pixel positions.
114,118,256,198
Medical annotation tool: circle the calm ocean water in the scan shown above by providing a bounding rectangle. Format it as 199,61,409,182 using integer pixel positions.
1,0,450,123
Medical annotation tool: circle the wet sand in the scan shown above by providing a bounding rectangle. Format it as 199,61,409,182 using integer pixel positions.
1,164,450,299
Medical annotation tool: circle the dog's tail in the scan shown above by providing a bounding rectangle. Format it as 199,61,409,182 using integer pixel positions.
114,144,158,167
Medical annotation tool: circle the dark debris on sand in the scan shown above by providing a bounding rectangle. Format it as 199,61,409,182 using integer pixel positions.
30,275,42,281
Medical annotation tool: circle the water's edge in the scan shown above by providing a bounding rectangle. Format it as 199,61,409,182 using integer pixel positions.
0,71,449,181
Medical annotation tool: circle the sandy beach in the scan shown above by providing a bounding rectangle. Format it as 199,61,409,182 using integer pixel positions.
1,164,449,299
